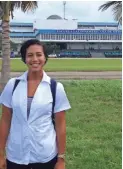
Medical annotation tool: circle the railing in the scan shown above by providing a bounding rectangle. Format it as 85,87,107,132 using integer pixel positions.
104,51,122,58
57,51,91,58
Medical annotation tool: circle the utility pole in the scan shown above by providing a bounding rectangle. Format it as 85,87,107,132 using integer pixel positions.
63,1,66,20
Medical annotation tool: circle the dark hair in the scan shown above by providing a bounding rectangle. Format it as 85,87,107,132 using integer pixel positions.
20,39,48,63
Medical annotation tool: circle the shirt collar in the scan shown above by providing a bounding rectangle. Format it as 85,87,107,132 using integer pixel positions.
16,70,51,84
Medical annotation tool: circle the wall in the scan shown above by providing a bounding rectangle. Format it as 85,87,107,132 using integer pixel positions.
33,20,77,30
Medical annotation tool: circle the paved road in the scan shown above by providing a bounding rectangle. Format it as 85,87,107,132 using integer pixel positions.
8,71,122,80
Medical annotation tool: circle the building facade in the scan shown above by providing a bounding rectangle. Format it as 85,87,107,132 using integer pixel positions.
0,15,122,58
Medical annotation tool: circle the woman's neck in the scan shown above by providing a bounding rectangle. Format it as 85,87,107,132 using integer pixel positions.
27,70,43,81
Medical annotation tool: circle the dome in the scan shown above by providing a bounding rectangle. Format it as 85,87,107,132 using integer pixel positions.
47,15,62,20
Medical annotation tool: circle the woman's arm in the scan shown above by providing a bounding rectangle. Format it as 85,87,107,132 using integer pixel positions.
0,105,12,156
55,111,66,158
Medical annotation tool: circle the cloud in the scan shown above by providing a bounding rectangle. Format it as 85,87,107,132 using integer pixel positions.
10,1,115,23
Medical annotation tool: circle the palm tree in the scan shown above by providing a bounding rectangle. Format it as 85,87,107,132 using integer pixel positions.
0,1,38,90
99,1,122,25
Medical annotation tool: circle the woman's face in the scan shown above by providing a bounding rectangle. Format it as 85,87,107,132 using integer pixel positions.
25,44,46,72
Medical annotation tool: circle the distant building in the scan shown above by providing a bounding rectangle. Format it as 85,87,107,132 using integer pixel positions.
0,16,122,58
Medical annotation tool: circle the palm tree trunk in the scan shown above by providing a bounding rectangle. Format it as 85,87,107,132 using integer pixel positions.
0,1,10,91
0,20,10,91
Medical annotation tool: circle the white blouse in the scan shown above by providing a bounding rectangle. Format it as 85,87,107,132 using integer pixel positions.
0,71,71,164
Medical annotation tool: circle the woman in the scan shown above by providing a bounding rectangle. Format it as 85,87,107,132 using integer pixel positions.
0,39,71,169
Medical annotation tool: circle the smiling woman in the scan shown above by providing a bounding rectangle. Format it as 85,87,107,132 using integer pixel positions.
0,39,71,169
20,39,48,64
20,39,48,75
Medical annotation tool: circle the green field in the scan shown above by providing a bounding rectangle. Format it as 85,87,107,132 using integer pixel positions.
0,58,122,72
0,80,121,169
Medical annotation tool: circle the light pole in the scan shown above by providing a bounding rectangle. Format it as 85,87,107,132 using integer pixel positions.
63,1,66,20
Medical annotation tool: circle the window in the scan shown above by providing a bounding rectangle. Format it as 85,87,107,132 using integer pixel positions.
42,34,44,40
81,35,83,40
86,35,88,40
110,34,112,40
116,35,118,40
93,34,96,40
118,35,121,40
61,34,64,40
80,35,83,40
83,34,86,40
90,34,93,40
45,34,48,39
54,34,57,40
56,34,58,39
67,35,70,40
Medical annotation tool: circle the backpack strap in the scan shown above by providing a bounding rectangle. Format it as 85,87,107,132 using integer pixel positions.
12,79,20,95
50,78,57,126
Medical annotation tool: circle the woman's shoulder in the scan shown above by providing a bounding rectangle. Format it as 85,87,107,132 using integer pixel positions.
56,81,64,89
55,81,66,94
4,77,17,91
6,77,16,86
6,70,27,87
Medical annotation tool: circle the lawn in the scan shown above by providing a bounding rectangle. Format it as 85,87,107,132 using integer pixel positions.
0,58,122,72
0,80,121,169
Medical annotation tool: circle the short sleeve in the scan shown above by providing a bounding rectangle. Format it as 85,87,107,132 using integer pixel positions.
0,78,15,108
54,82,71,113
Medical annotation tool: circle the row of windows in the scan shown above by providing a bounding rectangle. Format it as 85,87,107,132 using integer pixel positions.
55,29,121,33
39,34,122,40
10,34,122,40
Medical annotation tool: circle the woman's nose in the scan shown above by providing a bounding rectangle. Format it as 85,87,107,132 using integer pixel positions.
32,55,38,61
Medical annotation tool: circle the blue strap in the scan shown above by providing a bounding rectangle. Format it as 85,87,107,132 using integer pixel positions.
12,79,20,95
50,78,57,125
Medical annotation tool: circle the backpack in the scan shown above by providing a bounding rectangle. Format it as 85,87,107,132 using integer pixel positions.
12,78,57,127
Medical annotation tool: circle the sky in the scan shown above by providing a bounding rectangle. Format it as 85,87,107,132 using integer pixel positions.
10,1,115,23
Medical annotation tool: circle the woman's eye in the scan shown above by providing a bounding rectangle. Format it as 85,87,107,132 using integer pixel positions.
28,55,32,57
37,54,42,57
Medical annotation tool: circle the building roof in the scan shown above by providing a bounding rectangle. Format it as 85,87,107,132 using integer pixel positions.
0,20,119,29
10,22,33,27
47,15,62,20
78,22,118,26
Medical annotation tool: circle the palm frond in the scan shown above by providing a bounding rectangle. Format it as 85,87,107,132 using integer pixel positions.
113,3,122,24
98,1,121,11
10,2,15,19
1,1,38,19
13,1,38,13
99,1,122,24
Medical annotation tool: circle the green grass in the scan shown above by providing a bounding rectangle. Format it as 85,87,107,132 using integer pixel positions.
0,80,121,169
0,58,122,71
64,80,121,169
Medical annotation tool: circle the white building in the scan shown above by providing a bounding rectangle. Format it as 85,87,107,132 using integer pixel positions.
0,15,122,58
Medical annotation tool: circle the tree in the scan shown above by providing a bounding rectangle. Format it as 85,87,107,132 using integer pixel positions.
0,1,38,90
0,33,1,51
44,42,60,55
99,1,122,25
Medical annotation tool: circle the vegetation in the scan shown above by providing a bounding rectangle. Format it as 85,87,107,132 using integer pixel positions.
99,1,122,25
0,1,38,90
0,58,121,72
0,80,122,169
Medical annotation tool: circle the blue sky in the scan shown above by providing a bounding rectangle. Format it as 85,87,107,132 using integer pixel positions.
11,1,115,23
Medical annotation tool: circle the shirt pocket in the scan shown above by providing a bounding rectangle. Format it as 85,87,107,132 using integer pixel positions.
35,97,53,115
